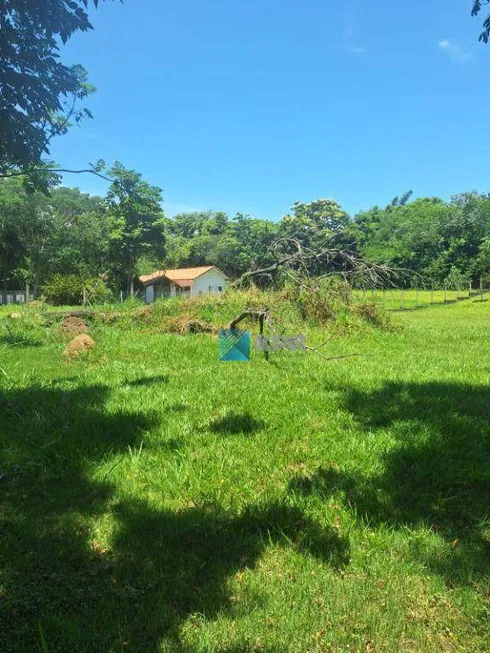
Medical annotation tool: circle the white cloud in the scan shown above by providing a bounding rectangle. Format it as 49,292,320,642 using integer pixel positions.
438,39,471,62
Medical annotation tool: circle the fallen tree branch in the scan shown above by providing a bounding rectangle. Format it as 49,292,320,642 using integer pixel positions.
227,310,269,330
225,308,365,363
233,236,410,290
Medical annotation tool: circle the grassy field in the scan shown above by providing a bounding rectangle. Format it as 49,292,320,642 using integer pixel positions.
1,296,489,652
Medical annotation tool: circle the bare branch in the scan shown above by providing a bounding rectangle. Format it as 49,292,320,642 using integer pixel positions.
233,236,410,290
0,167,113,183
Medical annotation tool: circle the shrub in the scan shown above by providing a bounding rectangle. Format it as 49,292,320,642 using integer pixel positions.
84,277,113,304
43,274,84,305
43,275,112,306
444,266,469,291
353,301,395,330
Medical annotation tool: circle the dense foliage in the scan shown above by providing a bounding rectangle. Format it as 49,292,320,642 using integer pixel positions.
0,0,115,177
3,176,490,301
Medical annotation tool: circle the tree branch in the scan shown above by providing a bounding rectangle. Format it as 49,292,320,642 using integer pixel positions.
0,167,113,183
233,236,409,289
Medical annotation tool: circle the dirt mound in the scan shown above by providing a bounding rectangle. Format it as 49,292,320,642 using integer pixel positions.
62,334,95,359
95,305,153,325
133,305,153,320
58,315,88,336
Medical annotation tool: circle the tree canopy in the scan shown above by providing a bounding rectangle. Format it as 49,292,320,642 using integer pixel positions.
0,0,115,175
472,0,490,42
3,173,490,303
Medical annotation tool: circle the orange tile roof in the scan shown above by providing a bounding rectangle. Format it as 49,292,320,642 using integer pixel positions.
139,270,165,285
172,279,192,288
139,266,216,285
165,266,214,280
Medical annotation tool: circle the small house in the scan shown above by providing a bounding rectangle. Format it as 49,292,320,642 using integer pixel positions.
139,266,230,303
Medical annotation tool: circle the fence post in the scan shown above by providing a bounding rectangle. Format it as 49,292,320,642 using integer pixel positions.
400,289,404,310
82,286,87,306
383,289,386,310
444,284,447,303
480,276,484,302
431,286,434,304
120,290,123,303
362,287,366,301
25,282,30,304
416,288,419,307
469,280,472,299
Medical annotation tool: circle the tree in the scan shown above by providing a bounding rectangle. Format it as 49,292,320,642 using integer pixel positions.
0,177,111,298
0,178,24,301
48,187,108,278
106,163,166,293
350,191,490,285
472,0,490,42
474,236,490,281
14,189,57,297
0,0,115,176
277,199,350,277
280,199,350,245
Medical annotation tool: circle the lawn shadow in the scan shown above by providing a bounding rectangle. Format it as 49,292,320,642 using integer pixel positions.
208,412,265,436
0,382,348,652
0,381,159,651
124,374,169,387
0,332,43,347
290,380,490,586
106,499,349,651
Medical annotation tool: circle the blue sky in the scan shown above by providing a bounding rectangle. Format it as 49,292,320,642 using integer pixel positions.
50,0,490,220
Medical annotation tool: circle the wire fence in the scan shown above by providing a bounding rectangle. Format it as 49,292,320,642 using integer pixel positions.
353,286,488,311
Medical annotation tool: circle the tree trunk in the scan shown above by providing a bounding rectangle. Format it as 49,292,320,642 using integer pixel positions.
33,267,40,298
1,259,7,306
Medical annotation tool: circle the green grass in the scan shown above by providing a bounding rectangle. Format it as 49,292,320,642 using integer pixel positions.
1,296,489,652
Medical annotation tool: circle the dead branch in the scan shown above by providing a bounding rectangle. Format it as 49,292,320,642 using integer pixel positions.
227,310,269,330
233,236,410,290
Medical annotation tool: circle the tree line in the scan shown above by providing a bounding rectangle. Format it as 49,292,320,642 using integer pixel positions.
2,174,490,301
3,1,490,302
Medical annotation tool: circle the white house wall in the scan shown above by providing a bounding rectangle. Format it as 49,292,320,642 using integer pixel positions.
145,285,154,304
192,269,229,296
